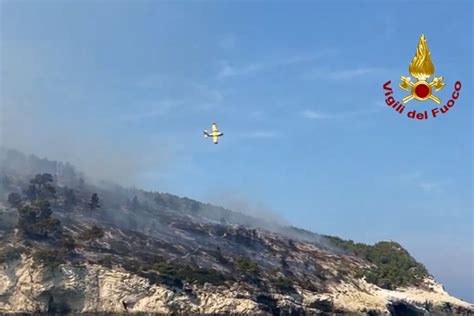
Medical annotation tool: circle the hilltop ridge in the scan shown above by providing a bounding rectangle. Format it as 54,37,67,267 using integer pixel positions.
0,148,472,315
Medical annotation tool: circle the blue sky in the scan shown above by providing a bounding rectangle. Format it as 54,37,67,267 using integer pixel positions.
1,0,472,302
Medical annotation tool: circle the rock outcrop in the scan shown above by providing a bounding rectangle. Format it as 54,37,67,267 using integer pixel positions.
0,149,472,315
1,256,472,315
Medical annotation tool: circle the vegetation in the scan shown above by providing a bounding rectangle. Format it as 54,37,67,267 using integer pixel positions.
32,248,65,268
30,217,62,237
97,255,115,269
0,245,21,263
128,196,141,211
213,246,228,264
0,151,433,294
79,225,105,247
61,235,76,252
297,277,320,292
179,267,226,284
88,193,101,210
25,173,56,201
7,192,22,208
271,276,296,293
63,187,77,212
325,236,429,290
234,256,259,273
117,258,227,286
152,260,226,285
10,173,62,239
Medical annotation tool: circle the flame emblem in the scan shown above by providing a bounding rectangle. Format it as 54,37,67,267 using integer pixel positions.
399,34,445,104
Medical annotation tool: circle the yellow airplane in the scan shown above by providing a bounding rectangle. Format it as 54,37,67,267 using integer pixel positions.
203,122,224,144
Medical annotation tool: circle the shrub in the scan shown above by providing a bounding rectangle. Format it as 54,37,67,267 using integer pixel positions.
153,261,226,285
153,261,176,275
80,225,105,247
271,276,296,293
297,278,320,292
179,267,226,285
235,257,259,273
33,249,65,268
0,246,21,263
61,236,76,252
213,246,228,264
122,260,141,274
30,218,61,238
97,255,114,269
120,259,227,286
88,193,100,210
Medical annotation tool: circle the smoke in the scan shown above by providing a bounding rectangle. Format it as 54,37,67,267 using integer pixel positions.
204,190,335,247
0,36,332,249
207,191,289,227
0,118,172,187
0,39,173,187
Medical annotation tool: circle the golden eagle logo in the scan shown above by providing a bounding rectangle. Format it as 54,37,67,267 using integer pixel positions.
399,34,445,104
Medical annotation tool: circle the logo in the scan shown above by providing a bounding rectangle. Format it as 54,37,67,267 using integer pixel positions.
382,34,462,120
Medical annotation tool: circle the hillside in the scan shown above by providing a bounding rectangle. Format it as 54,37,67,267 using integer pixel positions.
0,148,472,315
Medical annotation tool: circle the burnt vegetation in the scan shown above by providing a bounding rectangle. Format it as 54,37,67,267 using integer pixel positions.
0,149,433,296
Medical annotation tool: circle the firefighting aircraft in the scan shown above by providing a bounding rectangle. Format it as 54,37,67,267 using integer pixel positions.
203,122,224,144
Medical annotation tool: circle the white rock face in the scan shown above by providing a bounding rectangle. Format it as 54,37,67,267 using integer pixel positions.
0,257,472,314
325,278,474,314
0,257,264,314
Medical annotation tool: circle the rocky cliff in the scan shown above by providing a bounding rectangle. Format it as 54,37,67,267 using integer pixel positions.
0,256,472,315
0,149,472,315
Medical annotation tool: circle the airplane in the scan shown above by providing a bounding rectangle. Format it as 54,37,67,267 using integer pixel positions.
203,122,224,144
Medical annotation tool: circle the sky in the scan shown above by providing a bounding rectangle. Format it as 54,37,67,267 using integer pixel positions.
1,0,473,302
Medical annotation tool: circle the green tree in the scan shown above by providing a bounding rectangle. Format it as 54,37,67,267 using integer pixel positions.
31,173,53,187
14,174,61,239
29,173,56,200
23,173,56,201
324,236,429,289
